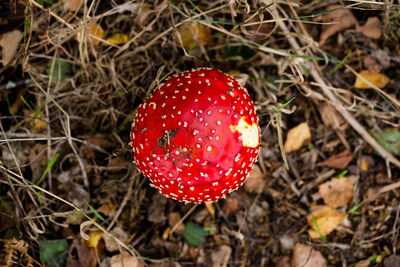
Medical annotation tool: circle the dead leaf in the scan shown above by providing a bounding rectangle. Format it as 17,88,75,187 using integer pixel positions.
72,239,97,267
319,177,354,208
275,256,291,267
176,23,212,50
307,205,347,239
75,23,104,46
0,30,23,65
205,202,215,217
104,33,128,46
292,243,327,267
316,150,353,169
284,122,312,153
109,155,127,173
318,103,342,128
147,194,167,223
97,202,116,217
211,245,231,267
360,156,374,172
168,212,185,235
110,252,144,267
384,255,400,267
357,16,382,39
244,165,264,193
62,0,84,11
103,227,129,252
222,197,240,217
87,231,103,248
81,136,115,159
319,5,356,45
363,55,382,73
371,50,391,70
354,70,390,89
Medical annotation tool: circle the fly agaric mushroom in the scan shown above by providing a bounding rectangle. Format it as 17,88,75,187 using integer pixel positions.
130,68,260,203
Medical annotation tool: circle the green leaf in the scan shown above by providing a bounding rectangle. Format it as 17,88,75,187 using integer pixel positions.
183,222,207,246
372,128,400,156
47,59,71,83
40,239,68,267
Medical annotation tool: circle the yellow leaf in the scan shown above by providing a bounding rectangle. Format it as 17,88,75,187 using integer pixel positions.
284,122,311,153
29,112,47,133
354,70,390,89
74,23,104,46
176,23,212,50
205,202,215,217
307,205,347,239
104,33,128,46
87,231,103,248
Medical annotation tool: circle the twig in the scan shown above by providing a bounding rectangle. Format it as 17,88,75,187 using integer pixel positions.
0,79,32,91
276,4,400,170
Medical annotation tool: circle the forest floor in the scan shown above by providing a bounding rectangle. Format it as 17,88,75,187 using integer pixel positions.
1,1,400,266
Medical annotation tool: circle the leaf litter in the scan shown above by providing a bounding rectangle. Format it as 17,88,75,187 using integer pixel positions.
0,1,399,266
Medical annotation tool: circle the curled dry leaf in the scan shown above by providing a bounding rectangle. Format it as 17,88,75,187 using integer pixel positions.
74,23,104,46
292,243,327,267
307,205,347,239
357,16,382,39
284,122,311,153
316,150,354,169
0,30,23,65
319,177,354,208
354,70,390,89
176,23,212,50
319,5,356,45
244,164,264,193
62,0,84,11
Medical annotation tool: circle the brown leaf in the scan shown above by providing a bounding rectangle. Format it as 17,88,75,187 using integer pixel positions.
109,155,127,173
222,197,240,217
318,103,343,128
284,122,312,153
62,0,84,11
110,252,144,267
147,194,167,223
168,212,185,235
244,165,264,193
103,227,129,252
319,5,356,45
210,245,231,267
0,30,23,65
307,205,347,239
319,177,354,208
71,239,97,267
316,150,353,169
275,256,291,267
363,55,382,73
357,16,382,39
292,243,327,267
384,255,400,267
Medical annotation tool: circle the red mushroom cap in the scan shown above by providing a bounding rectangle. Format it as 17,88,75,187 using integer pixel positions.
130,68,260,203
